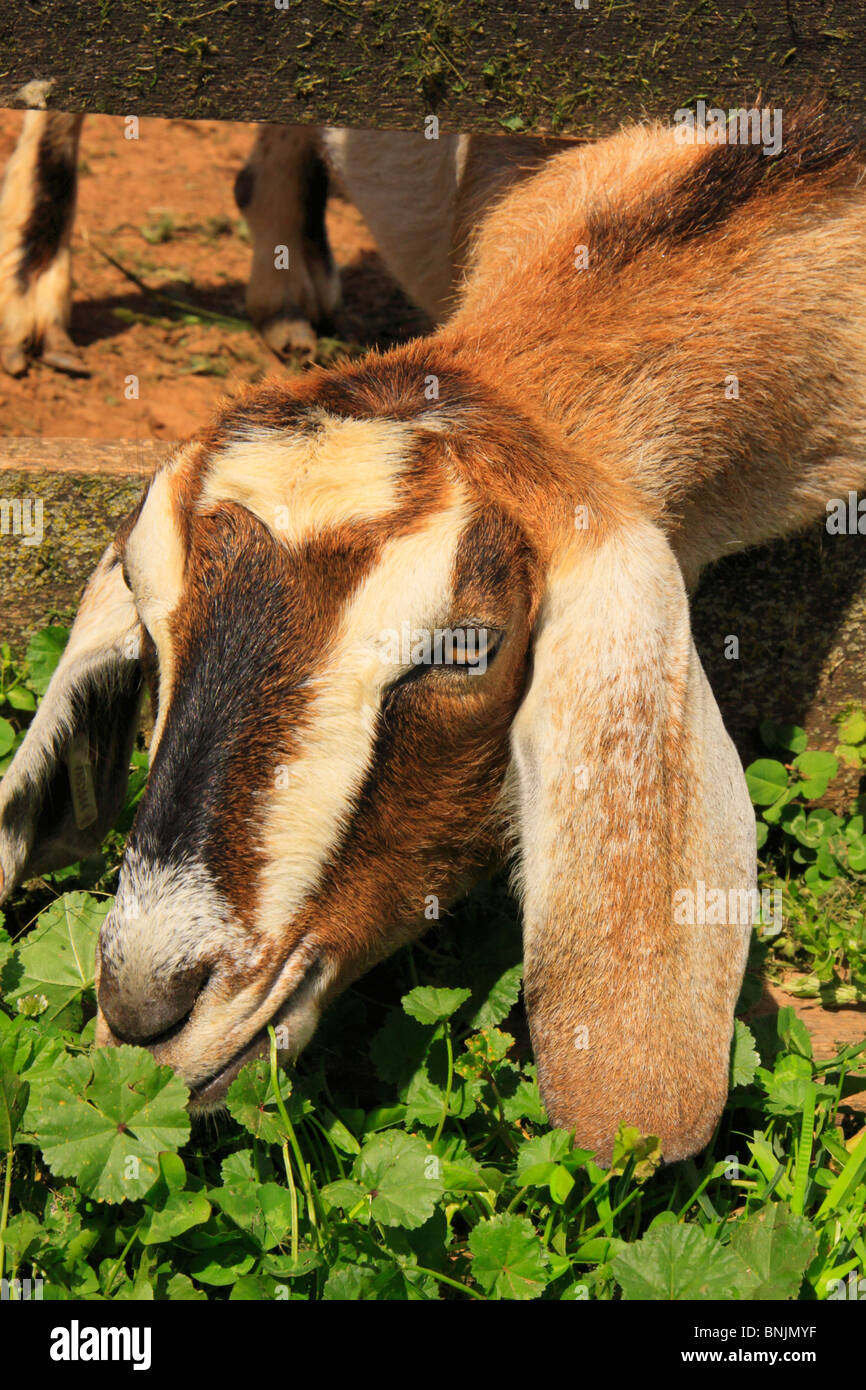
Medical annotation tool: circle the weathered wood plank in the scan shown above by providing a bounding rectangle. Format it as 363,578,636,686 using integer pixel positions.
1,1,865,135
0,438,171,476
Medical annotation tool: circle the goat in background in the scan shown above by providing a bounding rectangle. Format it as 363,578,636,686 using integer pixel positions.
0,109,566,373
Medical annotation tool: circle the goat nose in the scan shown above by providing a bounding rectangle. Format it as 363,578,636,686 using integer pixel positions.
98,957,209,1046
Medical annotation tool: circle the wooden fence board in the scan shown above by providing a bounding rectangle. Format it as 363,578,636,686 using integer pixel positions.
1,2,865,135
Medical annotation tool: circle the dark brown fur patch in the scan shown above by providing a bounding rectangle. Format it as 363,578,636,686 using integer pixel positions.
589,104,865,275
19,113,80,289
300,144,333,275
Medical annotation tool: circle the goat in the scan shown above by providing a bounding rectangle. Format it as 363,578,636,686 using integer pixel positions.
0,111,568,374
0,110,86,374
235,124,575,350
0,111,335,375
2,107,864,1165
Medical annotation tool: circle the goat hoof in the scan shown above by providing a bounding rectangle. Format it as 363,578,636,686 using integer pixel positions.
1,342,29,376
40,346,90,377
259,314,317,359
40,325,90,377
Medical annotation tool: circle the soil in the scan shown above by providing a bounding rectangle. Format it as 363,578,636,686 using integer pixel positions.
0,111,429,439
746,976,866,1115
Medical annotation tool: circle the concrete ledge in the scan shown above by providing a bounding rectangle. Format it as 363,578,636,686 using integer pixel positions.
3,2,866,133
0,440,168,644
693,526,866,808
0,438,172,477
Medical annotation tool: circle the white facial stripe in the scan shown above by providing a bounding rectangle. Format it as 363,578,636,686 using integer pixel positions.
254,490,471,941
101,847,247,980
199,415,415,544
124,466,187,755
99,848,303,1089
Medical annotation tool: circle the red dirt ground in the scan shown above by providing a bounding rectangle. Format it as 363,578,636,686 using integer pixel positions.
0,111,429,439
747,977,866,1115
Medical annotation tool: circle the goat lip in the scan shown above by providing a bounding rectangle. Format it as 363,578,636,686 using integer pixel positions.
186,1027,273,1109
187,954,323,1109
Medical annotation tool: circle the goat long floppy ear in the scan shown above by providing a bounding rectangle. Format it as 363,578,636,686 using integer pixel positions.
510,516,756,1165
0,543,143,902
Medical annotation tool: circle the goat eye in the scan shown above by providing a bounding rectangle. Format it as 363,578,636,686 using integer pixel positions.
383,626,504,704
440,626,502,671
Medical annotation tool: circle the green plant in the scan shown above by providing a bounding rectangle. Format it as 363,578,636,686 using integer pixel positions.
746,719,866,888
833,706,866,771
0,627,68,775
746,715,866,1003
1,898,864,1300
140,213,176,244
1,628,865,1300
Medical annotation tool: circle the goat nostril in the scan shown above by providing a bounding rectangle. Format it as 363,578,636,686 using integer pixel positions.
98,959,210,1047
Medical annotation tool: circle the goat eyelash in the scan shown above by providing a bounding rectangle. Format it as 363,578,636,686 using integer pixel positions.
383,626,505,701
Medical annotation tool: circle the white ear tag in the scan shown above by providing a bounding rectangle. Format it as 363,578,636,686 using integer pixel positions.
66,734,98,830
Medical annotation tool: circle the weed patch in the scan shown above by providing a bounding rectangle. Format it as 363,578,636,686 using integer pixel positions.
0,628,864,1300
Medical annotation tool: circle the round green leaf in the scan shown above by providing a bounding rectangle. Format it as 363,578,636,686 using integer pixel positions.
759,720,808,754
0,718,16,758
745,759,789,806
5,684,36,713
468,1214,549,1300
793,751,839,797
401,986,471,1025
25,627,69,697
27,1045,191,1202
836,708,866,746
612,1223,742,1300
4,892,111,1023
139,1190,211,1246
225,1057,301,1142
354,1131,443,1229
847,839,866,872
516,1129,573,1179
727,1206,817,1300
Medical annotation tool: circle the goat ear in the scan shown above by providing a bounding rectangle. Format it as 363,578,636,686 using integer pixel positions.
510,518,755,1165
0,544,143,901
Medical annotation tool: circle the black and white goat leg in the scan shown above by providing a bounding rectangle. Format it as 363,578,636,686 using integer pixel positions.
234,124,340,357
0,110,88,377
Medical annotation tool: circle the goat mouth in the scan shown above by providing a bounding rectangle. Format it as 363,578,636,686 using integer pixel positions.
188,954,324,1109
